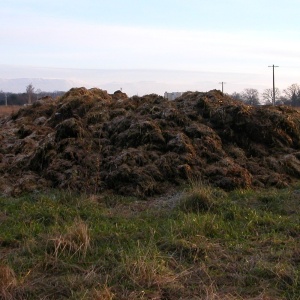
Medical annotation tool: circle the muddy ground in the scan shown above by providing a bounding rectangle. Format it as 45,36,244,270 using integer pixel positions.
1,88,300,197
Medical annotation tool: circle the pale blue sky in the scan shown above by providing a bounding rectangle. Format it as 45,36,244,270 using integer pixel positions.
1,0,300,95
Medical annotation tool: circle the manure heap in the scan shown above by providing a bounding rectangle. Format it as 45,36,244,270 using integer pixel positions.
1,88,300,197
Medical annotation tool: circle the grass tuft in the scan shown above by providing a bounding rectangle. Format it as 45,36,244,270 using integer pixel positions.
92,284,115,300
178,180,222,213
0,265,17,300
48,218,90,260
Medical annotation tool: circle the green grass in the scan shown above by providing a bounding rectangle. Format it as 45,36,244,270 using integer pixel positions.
1,185,300,299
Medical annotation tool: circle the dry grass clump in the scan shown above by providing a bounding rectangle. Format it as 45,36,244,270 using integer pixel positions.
48,218,90,260
179,180,220,213
120,243,176,289
92,284,115,300
0,265,17,300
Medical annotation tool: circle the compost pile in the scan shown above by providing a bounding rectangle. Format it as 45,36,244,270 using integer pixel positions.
1,87,300,197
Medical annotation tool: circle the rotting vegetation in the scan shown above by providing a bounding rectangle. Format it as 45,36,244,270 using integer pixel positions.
1,87,300,197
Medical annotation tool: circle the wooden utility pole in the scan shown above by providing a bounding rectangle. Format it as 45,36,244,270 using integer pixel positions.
268,64,279,106
219,82,226,93
5,93,7,106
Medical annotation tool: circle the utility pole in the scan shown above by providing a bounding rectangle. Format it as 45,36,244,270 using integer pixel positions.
268,64,279,106
219,82,226,93
5,93,7,106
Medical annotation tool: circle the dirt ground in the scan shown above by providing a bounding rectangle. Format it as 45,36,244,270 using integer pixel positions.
1,88,300,197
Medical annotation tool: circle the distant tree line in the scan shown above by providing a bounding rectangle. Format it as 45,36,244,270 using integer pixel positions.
2,83,300,107
229,83,300,107
0,84,65,106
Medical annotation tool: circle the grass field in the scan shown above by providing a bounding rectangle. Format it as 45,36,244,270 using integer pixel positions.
1,183,300,299
0,105,22,117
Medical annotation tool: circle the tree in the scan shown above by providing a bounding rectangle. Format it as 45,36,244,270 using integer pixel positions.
35,88,42,101
291,92,300,107
262,88,280,105
276,96,290,106
26,83,35,104
230,92,243,101
241,88,260,106
0,90,4,105
283,83,300,100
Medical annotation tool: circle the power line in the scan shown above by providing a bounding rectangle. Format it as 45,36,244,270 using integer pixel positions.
268,64,279,106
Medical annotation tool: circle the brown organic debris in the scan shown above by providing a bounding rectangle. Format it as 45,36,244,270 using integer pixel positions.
1,87,300,197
